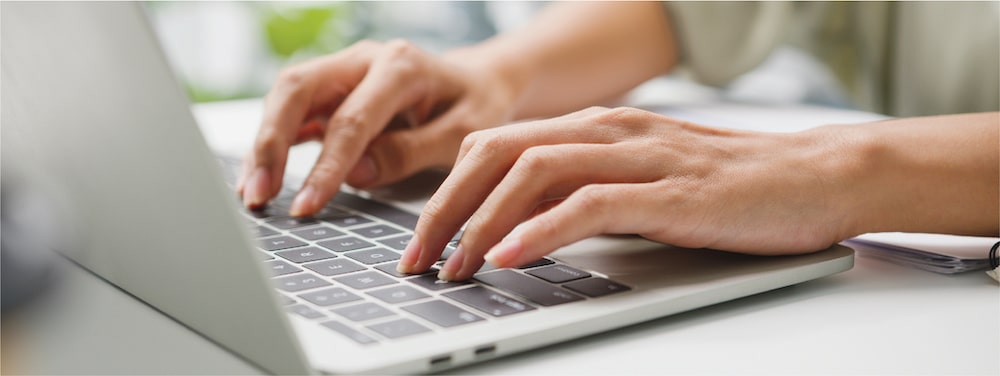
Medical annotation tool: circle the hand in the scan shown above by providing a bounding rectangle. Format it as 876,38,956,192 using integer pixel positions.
238,39,518,216
398,107,859,280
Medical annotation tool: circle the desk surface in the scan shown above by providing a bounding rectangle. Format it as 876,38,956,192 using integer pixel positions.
10,91,999,375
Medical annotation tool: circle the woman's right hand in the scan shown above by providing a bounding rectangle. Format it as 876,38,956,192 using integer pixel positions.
237,39,521,217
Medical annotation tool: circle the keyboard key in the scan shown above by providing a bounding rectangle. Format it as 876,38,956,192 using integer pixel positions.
367,285,430,304
322,320,377,345
377,235,412,251
475,270,583,307
325,215,373,228
317,237,374,253
403,300,484,328
265,216,319,230
274,274,331,292
298,287,361,307
443,286,535,317
333,271,397,290
257,251,274,260
303,258,366,276
275,247,336,263
525,265,591,283
344,248,400,265
246,205,284,219
408,274,471,291
516,258,555,269
374,262,437,278
290,226,344,241
366,319,430,339
332,302,396,322
287,304,326,319
349,224,403,239
331,193,419,229
264,260,302,276
251,225,279,238
259,236,307,251
316,206,352,218
563,278,631,297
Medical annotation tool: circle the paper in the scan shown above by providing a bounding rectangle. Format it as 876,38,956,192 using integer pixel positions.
844,232,999,274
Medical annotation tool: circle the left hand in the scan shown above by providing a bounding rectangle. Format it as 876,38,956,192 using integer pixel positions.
398,107,859,281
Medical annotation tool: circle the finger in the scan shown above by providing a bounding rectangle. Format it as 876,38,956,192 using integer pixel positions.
242,41,380,209
404,108,618,274
345,106,468,188
290,41,441,216
442,143,662,280
483,183,655,268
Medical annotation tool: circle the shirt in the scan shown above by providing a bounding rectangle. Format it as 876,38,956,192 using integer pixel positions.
665,1,999,117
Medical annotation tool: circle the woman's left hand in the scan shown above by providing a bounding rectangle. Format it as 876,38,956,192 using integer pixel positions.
398,107,860,281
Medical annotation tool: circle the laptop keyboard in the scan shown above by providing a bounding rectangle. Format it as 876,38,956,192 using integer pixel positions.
217,157,630,345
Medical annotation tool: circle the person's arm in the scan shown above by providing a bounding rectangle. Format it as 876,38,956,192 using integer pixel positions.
398,108,999,280
239,2,677,216
446,2,677,120
841,113,999,237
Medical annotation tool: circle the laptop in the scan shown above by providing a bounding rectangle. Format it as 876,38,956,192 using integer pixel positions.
1,2,853,374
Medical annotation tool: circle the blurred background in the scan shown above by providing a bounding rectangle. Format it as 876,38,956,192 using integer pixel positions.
147,1,848,108
147,1,544,103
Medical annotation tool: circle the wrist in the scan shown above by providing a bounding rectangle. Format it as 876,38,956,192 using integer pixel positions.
794,124,879,241
442,39,536,121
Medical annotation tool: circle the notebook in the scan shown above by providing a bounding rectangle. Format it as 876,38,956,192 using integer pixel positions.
1,2,854,374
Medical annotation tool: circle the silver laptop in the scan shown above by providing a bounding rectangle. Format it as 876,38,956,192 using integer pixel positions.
1,2,853,374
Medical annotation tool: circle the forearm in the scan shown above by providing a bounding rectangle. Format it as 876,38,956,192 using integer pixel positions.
445,2,677,120
828,112,999,238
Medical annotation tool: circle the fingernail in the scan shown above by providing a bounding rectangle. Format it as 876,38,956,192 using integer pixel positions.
438,245,464,281
290,185,317,217
243,167,270,209
484,238,523,268
346,154,378,186
396,234,421,274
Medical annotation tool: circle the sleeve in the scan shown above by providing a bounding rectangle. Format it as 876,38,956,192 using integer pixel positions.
663,2,792,86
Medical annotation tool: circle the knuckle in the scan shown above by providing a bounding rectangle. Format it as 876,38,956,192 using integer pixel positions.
476,131,512,154
352,39,382,51
417,197,446,228
513,146,554,176
253,131,284,157
572,185,612,214
383,39,418,57
275,66,308,89
530,212,560,238
309,158,342,183
458,130,486,156
332,110,369,130
580,106,610,115
382,42,423,79
595,107,654,134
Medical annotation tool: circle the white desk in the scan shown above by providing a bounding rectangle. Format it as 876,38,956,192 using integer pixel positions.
10,96,999,375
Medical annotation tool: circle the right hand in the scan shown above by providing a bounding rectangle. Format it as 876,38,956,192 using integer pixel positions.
237,39,519,216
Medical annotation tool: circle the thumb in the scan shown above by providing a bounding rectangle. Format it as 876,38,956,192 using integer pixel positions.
345,112,467,188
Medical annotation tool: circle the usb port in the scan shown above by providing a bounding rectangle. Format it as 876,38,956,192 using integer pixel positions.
430,355,451,367
474,345,496,357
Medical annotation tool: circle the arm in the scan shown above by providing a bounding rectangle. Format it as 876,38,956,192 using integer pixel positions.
399,109,999,280
446,2,677,119
839,112,999,237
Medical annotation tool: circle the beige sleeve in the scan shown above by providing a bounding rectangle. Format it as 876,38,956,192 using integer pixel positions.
664,2,791,86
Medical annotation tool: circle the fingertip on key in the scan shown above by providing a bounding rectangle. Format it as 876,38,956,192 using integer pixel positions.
243,167,270,209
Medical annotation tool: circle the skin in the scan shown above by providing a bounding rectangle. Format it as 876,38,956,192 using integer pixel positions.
240,2,1000,281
